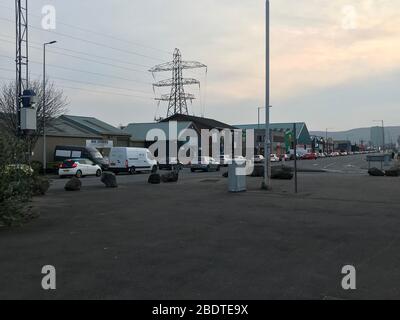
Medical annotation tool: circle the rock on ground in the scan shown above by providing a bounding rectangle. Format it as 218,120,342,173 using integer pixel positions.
64,177,82,191
271,166,294,180
148,173,161,184
161,171,179,183
385,168,400,177
368,167,385,177
101,172,118,188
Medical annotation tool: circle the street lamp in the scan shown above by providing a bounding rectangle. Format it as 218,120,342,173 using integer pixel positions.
42,41,57,174
373,120,385,151
325,128,334,153
262,0,271,190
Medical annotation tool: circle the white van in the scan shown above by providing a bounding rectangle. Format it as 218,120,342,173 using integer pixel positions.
109,147,157,174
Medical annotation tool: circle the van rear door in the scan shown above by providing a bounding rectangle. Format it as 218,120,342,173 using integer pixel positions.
110,148,126,168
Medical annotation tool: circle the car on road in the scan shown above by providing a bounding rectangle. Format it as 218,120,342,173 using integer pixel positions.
270,154,280,162
54,145,109,170
190,156,220,172
109,147,158,174
58,159,102,178
220,155,232,167
279,154,290,161
302,153,318,160
253,155,265,163
158,157,183,171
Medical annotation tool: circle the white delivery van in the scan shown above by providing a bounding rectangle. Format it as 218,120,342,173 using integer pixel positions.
109,147,157,174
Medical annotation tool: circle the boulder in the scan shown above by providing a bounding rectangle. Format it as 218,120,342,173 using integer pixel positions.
161,171,179,183
65,177,81,191
101,172,118,188
31,176,50,195
148,173,161,184
368,167,385,176
385,167,400,177
271,166,294,180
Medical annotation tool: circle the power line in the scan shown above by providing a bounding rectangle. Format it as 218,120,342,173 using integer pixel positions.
0,65,152,97
0,37,152,75
0,1,172,56
0,32,153,69
0,72,152,101
0,15,166,62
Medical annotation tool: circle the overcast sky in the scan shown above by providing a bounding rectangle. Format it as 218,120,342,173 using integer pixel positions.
0,0,399,131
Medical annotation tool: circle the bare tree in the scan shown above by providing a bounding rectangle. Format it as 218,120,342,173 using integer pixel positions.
0,79,68,148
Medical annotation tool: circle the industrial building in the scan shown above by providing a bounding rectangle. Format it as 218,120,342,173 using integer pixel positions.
235,122,312,156
32,115,131,166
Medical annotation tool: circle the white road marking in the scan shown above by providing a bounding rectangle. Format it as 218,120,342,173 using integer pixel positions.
324,162,336,169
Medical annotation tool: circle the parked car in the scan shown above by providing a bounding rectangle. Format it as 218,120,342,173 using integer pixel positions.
220,155,232,167
270,154,280,162
190,156,220,172
253,155,265,163
158,157,183,171
279,154,290,161
54,145,109,170
109,147,158,174
58,159,102,178
302,153,317,160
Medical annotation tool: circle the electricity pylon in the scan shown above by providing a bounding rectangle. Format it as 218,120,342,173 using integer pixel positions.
15,0,29,134
149,48,206,118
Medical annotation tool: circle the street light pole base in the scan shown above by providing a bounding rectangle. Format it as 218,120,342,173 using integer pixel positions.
261,182,271,190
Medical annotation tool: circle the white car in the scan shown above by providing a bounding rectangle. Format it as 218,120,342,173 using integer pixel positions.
253,155,265,163
58,159,102,178
270,154,280,162
190,156,220,172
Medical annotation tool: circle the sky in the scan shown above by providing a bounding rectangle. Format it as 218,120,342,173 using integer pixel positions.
0,0,399,131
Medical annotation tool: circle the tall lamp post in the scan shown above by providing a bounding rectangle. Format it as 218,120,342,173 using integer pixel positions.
325,128,334,153
42,40,57,174
373,120,385,151
262,0,271,190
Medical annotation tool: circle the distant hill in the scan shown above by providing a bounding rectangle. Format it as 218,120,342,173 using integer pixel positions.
310,126,400,145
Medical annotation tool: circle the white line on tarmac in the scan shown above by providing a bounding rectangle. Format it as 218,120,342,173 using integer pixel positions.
323,162,336,169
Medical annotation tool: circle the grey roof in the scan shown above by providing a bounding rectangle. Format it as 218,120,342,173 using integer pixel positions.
43,115,130,138
123,121,194,141
161,114,237,130
46,118,102,138
60,115,130,137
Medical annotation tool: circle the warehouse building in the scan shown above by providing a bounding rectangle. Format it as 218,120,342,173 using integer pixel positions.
235,122,312,156
33,115,131,166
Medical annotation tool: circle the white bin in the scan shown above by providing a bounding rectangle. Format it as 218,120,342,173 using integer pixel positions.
228,161,247,192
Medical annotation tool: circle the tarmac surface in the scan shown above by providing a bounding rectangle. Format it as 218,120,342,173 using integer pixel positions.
1,154,399,299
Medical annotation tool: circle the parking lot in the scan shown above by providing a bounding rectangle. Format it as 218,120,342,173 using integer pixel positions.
1,153,400,299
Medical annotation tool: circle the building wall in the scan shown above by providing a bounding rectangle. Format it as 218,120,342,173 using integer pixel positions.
371,126,384,148
33,135,131,165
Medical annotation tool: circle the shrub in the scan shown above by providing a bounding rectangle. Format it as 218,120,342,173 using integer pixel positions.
0,135,37,227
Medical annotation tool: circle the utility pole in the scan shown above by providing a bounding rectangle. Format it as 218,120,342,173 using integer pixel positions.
43,41,57,174
15,0,29,136
149,49,207,118
294,123,298,194
262,0,271,190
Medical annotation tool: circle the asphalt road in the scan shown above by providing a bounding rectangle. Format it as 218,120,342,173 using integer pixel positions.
1,153,399,300
48,153,376,191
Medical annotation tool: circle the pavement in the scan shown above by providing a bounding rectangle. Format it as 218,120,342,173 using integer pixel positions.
1,154,400,300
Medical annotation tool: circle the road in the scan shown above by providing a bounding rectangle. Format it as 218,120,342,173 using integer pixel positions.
48,153,375,191
2,153,399,300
